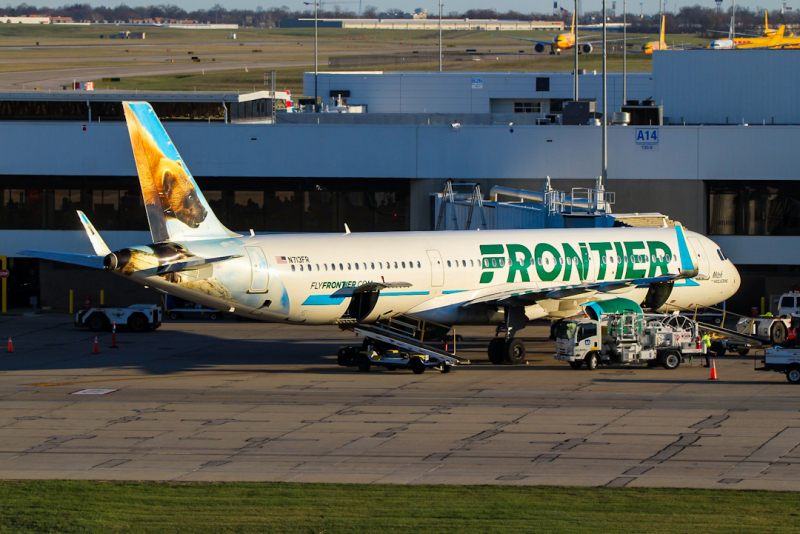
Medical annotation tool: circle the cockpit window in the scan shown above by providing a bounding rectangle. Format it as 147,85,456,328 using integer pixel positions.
717,249,728,261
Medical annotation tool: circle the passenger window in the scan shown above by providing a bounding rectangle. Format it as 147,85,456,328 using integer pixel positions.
409,261,413,269
402,262,406,268
300,265,304,271
308,264,312,271
417,261,421,268
537,258,543,266
316,264,320,270
291,265,296,272
462,260,466,267
371,262,375,269
499,259,505,267
447,260,452,267
379,262,383,268
348,263,352,270
339,263,343,270
601,257,606,264
470,260,474,267
355,263,359,270
324,264,328,271
394,261,398,269
387,262,391,269
331,264,336,271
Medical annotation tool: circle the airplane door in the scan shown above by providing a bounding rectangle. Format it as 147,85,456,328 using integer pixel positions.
688,237,709,277
245,246,269,293
427,250,444,287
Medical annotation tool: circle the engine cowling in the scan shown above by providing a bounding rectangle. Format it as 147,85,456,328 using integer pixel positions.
581,43,593,54
534,43,546,53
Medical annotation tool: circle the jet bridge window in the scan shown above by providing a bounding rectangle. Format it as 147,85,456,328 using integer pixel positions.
514,101,542,114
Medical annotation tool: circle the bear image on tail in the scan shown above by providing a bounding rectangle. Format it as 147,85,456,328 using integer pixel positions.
123,105,208,240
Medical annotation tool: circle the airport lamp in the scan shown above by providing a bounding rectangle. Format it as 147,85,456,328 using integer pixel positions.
304,1,319,102
439,0,443,72
623,0,627,103
574,0,578,101
602,0,608,188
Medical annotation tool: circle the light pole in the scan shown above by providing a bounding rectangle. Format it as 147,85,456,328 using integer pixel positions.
602,0,608,188
439,0,443,71
640,2,643,16
304,1,319,102
573,0,579,101
623,0,627,103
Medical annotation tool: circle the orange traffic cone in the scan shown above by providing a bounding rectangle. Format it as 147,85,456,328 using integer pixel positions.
6,337,13,353
709,358,718,380
92,336,99,355
110,322,118,349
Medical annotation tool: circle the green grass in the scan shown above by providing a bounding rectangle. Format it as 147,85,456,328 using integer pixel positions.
0,481,798,533
96,53,653,95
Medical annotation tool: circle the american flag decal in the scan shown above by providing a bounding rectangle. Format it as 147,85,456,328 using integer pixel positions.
276,256,287,264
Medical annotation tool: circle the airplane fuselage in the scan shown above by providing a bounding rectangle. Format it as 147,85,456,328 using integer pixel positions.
107,227,740,327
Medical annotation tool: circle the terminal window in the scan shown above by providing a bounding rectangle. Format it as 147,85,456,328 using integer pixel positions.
514,101,542,114
0,178,409,233
708,180,800,236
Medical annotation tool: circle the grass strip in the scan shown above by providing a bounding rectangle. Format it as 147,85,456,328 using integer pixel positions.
0,480,797,533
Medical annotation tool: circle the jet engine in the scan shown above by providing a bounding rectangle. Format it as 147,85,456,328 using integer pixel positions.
581,43,593,54
643,280,674,311
535,43,546,53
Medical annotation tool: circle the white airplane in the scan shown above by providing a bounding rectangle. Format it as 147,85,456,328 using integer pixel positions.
21,102,740,364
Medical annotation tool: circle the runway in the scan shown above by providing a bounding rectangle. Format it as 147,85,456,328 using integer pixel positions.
0,313,799,489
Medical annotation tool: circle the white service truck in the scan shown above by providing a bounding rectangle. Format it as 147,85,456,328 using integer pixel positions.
758,347,800,384
555,312,706,370
75,304,162,332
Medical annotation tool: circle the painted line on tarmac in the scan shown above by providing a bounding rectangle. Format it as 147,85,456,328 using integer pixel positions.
28,371,256,387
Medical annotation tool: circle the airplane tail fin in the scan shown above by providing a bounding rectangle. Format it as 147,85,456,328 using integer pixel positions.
765,10,769,32
660,15,666,43
122,101,236,243
777,25,786,38
571,10,575,34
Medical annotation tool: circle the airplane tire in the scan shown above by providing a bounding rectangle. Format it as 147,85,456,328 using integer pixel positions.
410,357,426,374
357,354,371,372
488,338,505,365
505,339,526,365
440,363,452,374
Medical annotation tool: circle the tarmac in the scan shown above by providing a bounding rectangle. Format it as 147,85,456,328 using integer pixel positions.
1,312,799,490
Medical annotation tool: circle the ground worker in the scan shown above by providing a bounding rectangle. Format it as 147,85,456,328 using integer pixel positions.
789,316,799,347
702,332,712,367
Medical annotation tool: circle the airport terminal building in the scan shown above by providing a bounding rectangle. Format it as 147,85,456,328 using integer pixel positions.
1,51,799,312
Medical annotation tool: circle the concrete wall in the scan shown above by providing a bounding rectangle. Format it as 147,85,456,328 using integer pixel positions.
307,72,654,114
654,50,800,125
7,121,800,182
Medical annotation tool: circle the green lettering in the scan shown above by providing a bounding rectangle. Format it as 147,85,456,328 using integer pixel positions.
506,244,532,283
625,241,647,280
647,241,672,277
590,242,614,280
562,243,585,282
535,243,562,282
479,244,505,284
613,242,625,280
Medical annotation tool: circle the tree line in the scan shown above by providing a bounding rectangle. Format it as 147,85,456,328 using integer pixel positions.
2,2,799,33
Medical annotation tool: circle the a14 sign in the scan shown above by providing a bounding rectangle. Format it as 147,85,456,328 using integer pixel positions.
635,128,659,151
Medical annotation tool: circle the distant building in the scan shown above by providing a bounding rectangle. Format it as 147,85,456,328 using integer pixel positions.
2,15,49,24
280,18,564,31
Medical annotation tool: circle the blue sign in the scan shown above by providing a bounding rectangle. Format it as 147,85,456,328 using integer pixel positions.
635,128,659,151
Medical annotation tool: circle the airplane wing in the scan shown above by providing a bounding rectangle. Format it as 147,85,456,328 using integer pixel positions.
495,35,555,45
461,275,677,308
708,29,762,37
578,36,650,44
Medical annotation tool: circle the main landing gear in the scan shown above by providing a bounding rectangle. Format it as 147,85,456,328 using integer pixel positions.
487,306,528,365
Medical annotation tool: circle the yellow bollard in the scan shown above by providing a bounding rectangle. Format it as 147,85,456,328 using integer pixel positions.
100,289,104,306
69,290,74,315
761,296,766,315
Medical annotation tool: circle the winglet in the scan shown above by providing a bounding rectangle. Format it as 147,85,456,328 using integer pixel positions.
674,223,698,278
344,223,351,235
77,211,111,256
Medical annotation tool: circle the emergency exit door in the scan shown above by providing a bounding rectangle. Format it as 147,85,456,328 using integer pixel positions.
245,246,269,293
427,250,444,287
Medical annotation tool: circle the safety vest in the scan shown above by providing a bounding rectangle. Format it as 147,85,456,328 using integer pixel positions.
702,334,711,347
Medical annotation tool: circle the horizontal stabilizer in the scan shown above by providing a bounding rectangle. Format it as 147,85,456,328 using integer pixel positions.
156,255,241,275
19,250,104,269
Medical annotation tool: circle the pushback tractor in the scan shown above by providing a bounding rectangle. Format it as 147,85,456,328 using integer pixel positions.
554,299,706,370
